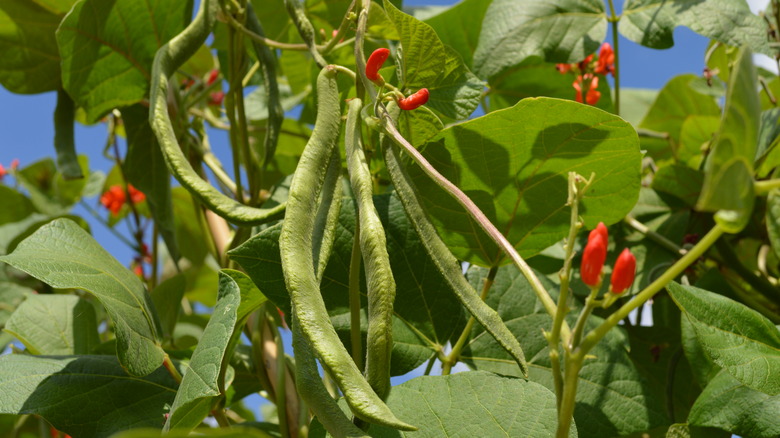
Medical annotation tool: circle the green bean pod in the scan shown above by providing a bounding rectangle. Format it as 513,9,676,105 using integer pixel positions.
292,313,370,438
284,0,327,68
382,130,529,376
149,0,284,226
345,98,394,400
280,67,415,431
312,152,343,282
54,88,83,180
245,3,283,168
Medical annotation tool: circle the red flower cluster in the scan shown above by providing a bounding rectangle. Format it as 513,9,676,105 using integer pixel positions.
100,184,145,215
580,222,636,293
0,159,19,181
555,42,615,106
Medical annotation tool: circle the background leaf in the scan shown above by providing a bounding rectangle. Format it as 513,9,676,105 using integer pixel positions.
56,0,191,122
407,97,642,267
0,355,177,438
667,282,780,396
423,0,490,69
0,219,164,377
5,294,100,355
472,0,606,79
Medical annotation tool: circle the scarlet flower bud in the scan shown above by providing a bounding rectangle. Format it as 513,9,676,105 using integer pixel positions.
580,232,607,286
588,222,608,246
0,163,5,181
208,91,225,106
398,88,429,110
610,248,636,293
366,48,391,81
206,69,219,86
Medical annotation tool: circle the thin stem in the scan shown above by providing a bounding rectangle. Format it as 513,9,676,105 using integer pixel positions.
442,266,498,375
79,200,138,250
716,238,780,303
348,222,364,371
759,76,777,106
163,353,183,384
270,315,291,438
755,178,780,195
607,0,620,115
569,287,599,350
321,0,355,54
225,22,245,202
213,407,231,428
150,223,159,288
353,0,372,103
224,12,310,51
423,353,437,376
578,224,725,355
555,354,583,438
624,215,686,256
378,106,567,337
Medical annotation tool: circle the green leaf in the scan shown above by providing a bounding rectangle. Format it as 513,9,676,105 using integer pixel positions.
0,219,164,377
110,428,277,438
383,0,482,119
150,274,186,341
408,97,642,266
755,108,780,177
230,193,466,376
54,88,83,180
767,188,780,260
423,0,491,69
651,164,704,207
0,354,177,438
396,105,444,148
0,281,33,331
165,270,267,431
667,282,780,396
56,0,190,122
0,186,35,226
123,103,179,263
696,47,760,233
639,75,721,160
620,0,772,55
679,115,720,166
620,88,658,127
14,157,91,216
0,0,71,93
310,371,576,437
688,370,780,438
472,0,606,79
5,294,99,355
461,265,666,437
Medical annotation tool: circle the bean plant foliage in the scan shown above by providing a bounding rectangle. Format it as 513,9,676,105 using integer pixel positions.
1,0,779,437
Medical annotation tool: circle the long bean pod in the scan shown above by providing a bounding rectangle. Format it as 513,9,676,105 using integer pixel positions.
280,66,415,431
245,3,284,167
312,152,344,282
149,0,284,226
382,131,529,377
292,313,370,438
284,0,327,68
345,98,394,400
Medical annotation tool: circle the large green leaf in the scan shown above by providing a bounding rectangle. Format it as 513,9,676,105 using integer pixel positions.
165,270,267,431
0,0,74,93
651,164,704,207
123,104,179,263
110,428,277,438
0,219,164,377
5,294,100,355
230,193,466,376
620,0,772,55
150,274,186,341
310,371,576,437
0,186,35,226
472,0,606,79
56,0,190,122
639,75,721,160
0,354,177,438
423,0,490,69
696,47,760,233
383,0,482,120
667,282,780,396
460,265,667,437
688,370,780,438
407,97,642,267
755,108,780,177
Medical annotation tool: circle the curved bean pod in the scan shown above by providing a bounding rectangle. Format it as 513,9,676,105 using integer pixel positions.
149,0,284,226
284,0,327,68
280,67,415,431
382,127,529,377
345,98,394,400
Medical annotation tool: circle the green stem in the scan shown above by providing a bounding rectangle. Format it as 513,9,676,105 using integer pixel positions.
716,238,780,303
225,22,245,202
270,315,291,438
442,266,498,375
578,224,725,355
607,0,620,115
569,287,599,350
556,355,583,438
79,200,138,250
624,215,686,256
162,353,183,384
353,0,372,103
348,221,364,371
320,0,355,55
213,406,231,428
754,178,780,195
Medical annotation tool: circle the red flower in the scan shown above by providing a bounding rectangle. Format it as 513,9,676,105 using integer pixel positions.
581,232,607,287
10,159,19,170
397,88,429,110
589,222,608,245
577,54,594,72
595,42,615,75
100,184,145,215
556,63,571,74
573,75,601,105
0,163,5,181
208,91,225,106
206,69,219,86
610,248,636,293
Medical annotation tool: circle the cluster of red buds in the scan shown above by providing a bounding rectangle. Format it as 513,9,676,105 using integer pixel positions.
100,184,146,215
580,222,636,294
556,42,615,106
0,158,20,181
181,68,224,106
366,48,429,111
